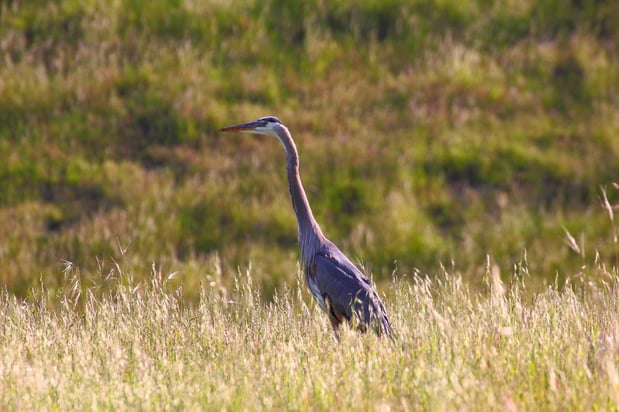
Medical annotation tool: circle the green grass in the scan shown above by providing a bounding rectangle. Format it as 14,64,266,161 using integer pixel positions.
2,1,618,408
0,2,619,406
1,262,618,410
2,0,618,298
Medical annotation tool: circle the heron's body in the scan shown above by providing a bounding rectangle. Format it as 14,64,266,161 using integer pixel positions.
220,116,392,338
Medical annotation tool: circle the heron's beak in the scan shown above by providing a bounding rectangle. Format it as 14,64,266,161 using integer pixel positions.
219,120,264,133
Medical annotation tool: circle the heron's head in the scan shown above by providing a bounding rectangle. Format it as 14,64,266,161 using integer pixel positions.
219,116,283,137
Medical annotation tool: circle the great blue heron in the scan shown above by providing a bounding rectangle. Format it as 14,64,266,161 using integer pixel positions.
219,116,392,338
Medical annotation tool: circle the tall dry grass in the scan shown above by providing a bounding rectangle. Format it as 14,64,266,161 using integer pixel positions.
1,260,618,410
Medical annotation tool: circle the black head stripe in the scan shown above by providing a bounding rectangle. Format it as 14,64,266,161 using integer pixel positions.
259,116,281,124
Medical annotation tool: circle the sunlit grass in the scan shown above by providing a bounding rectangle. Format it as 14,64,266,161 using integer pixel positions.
1,2,618,408
1,260,618,410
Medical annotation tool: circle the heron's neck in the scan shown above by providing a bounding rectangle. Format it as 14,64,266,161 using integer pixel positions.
277,128,324,242
287,161,323,239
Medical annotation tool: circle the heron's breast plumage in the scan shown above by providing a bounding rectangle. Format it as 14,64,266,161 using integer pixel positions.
307,260,327,312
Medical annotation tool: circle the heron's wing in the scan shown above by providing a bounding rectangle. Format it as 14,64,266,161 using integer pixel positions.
312,247,391,335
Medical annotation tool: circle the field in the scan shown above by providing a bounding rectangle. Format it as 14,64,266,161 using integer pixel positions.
1,0,619,409
1,263,619,410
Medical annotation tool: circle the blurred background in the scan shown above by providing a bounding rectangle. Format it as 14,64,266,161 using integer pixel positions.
0,0,618,300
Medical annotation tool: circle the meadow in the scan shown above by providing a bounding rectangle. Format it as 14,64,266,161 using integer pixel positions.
1,0,618,409
1,262,619,410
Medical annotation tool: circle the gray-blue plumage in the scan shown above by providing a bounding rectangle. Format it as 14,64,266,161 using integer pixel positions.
220,116,392,338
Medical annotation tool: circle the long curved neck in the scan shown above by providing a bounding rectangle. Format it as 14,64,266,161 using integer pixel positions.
275,125,325,243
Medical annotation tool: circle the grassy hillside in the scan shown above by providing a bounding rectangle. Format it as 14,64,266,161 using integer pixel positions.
1,0,618,299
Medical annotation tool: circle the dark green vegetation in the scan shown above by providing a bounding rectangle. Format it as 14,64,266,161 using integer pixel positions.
1,0,618,299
